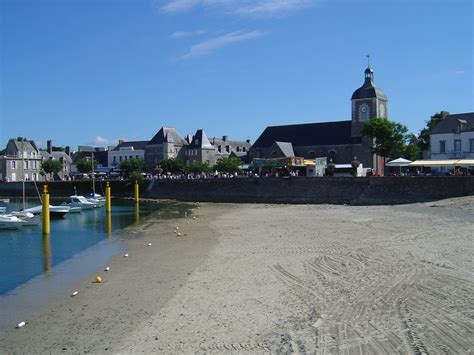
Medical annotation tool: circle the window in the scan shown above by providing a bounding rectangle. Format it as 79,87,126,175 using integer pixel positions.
113,157,117,165
470,139,474,153
454,140,461,152
119,156,122,162
243,147,246,152
24,160,29,170
32,173,37,181
218,145,221,153
24,173,29,181
439,141,446,153
11,160,16,169
226,145,230,153
11,173,16,181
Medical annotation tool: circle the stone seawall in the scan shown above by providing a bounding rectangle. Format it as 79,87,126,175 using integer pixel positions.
1,177,473,205
146,176,474,205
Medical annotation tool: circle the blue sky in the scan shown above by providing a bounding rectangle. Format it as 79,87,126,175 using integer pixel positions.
1,0,472,149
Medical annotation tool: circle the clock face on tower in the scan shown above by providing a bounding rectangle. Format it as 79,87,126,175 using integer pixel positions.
358,103,370,121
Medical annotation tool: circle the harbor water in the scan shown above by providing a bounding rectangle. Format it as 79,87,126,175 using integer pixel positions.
0,198,189,330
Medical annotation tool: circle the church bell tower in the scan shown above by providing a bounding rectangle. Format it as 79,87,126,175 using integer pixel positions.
350,59,388,137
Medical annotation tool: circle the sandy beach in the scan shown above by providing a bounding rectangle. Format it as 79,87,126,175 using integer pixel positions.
0,198,473,353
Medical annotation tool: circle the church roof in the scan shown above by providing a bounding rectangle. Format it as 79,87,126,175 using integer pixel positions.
273,142,295,157
252,120,360,148
430,112,474,134
351,67,387,101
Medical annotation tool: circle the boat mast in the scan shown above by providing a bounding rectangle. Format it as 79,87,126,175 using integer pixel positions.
21,139,25,210
92,151,96,195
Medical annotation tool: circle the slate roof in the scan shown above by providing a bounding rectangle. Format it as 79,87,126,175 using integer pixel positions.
188,129,214,149
210,137,251,150
351,67,387,101
430,112,474,134
148,127,185,145
252,120,360,148
113,140,148,151
6,139,38,154
274,142,295,157
41,151,73,164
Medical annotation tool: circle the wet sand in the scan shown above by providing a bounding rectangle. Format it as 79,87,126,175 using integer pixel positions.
0,198,473,353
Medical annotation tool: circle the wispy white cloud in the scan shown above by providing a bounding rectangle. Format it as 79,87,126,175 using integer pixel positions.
93,136,124,146
182,30,265,59
161,0,314,16
161,0,200,13
455,70,465,75
170,29,207,39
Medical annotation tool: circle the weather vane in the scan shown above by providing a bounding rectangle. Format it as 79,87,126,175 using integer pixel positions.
366,54,370,67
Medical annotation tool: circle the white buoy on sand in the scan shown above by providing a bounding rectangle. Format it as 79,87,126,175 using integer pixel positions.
105,266,110,272
124,253,129,258
147,243,152,246
16,321,26,329
71,291,79,297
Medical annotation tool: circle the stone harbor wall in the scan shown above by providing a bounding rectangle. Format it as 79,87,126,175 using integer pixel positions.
1,176,473,205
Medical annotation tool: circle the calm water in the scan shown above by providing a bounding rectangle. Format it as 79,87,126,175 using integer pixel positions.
0,198,193,330
0,198,165,295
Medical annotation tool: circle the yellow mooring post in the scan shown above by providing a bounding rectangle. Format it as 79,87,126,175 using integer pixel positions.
134,180,139,204
42,184,50,234
105,182,111,213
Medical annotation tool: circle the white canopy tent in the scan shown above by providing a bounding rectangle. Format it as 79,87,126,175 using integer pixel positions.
386,157,412,175
386,157,412,167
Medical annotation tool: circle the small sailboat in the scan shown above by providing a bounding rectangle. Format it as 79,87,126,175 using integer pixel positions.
23,205,71,219
10,211,41,226
0,214,27,230
65,195,95,210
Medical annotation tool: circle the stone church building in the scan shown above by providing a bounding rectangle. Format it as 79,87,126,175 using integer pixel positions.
249,65,388,172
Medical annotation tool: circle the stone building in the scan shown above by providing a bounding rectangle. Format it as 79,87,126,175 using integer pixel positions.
144,126,251,171
144,127,187,172
430,112,474,162
184,129,216,166
249,65,389,172
210,136,252,160
0,139,44,182
39,139,73,180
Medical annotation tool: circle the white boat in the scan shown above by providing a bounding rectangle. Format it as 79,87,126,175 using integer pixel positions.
87,194,105,207
10,211,41,226
66,195,96,210
0,214,27,230
24,205,71,218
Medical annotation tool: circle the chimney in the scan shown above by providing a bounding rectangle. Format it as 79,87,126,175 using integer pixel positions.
222,135,228,142
65,146,71,156
118,139,124,145
441,111,449,119
246,139,251,144
47,139,52,153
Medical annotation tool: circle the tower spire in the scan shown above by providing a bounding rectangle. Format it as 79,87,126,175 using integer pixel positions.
366,54,370,68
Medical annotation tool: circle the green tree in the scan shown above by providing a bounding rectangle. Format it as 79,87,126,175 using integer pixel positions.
214,157,242,173
76,158,97,173
120,158,145,176
129,171,144,183
186,162,212,174
417,112,447,152
41,159,62,179
362,118,410,159
403,143,422,161
158,158,185,174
